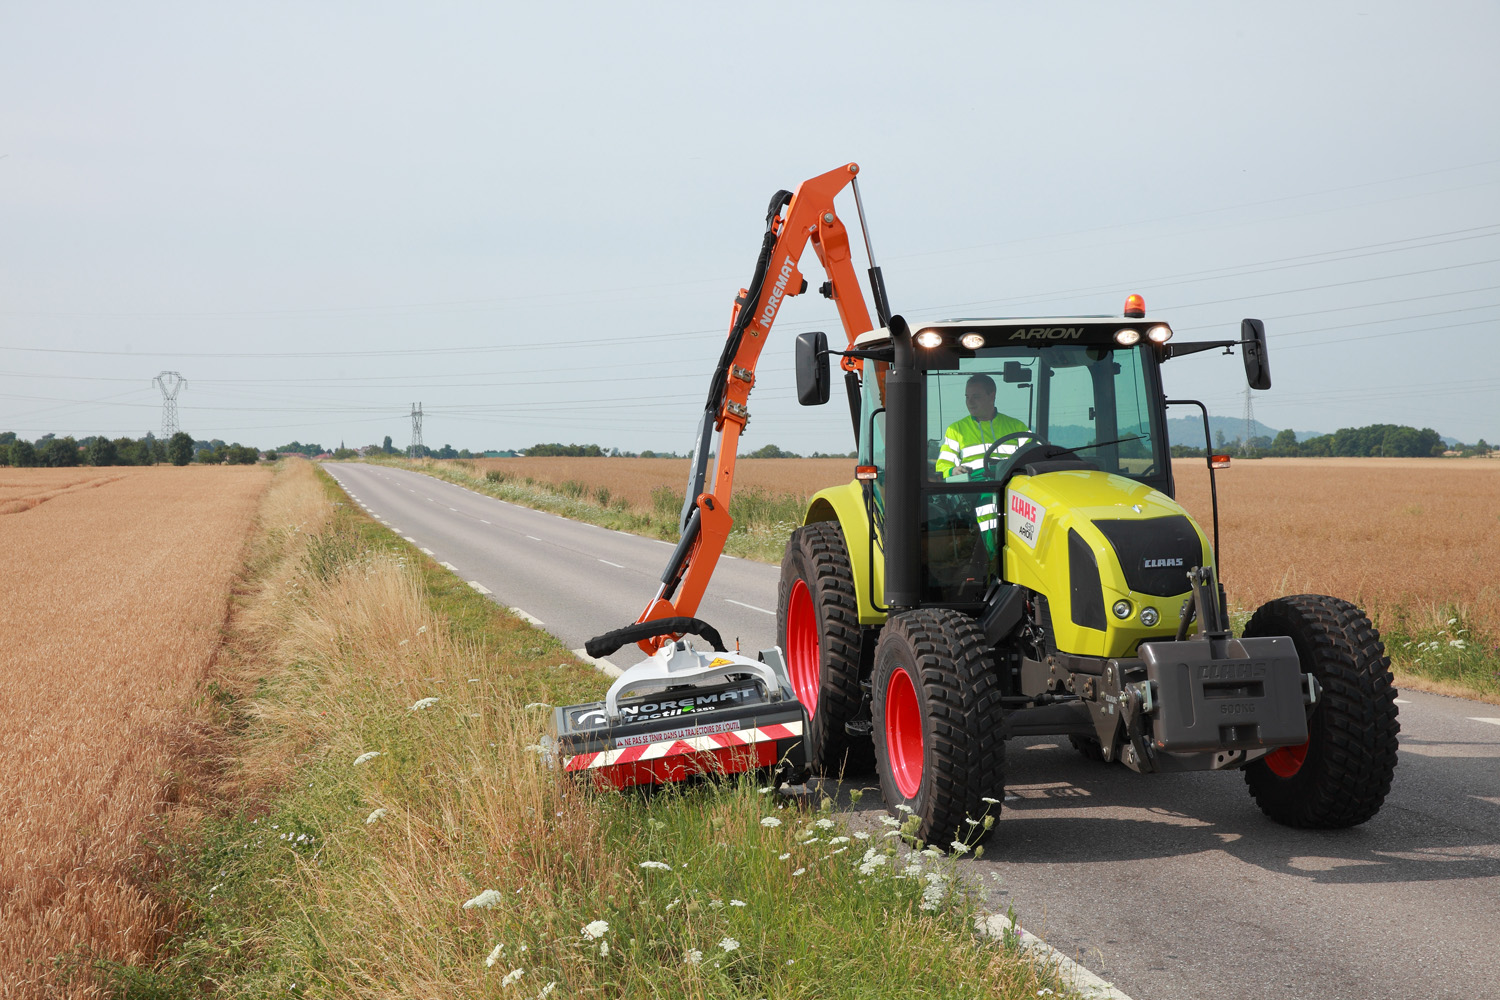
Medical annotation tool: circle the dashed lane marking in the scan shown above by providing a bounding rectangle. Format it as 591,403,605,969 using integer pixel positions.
449,507,458,511
1395,698,1413,705
440,562,459,571
598,559,625,568
572,648,622,679
725,598,775,616
480,519,491,524
1470,718,1500,727
468,581,492,595
403,536,416,543
526,535,542,541
421,547,435,556
511,608,545,627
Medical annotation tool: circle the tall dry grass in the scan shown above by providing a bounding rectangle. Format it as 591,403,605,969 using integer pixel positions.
0,465,270,998
1171,457,1500,632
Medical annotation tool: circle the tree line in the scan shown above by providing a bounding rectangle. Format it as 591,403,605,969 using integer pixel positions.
0,431,259,467
1170,423,1490,459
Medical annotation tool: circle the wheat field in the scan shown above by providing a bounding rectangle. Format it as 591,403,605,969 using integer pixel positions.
0,465,270,998
457,455,1500,632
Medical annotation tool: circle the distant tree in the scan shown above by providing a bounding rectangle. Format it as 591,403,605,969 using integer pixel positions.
458,448,473,459
332,446,359,460
747,443,800,459
1270,429,1299,457
1213,429,1228,451
225,444,259,464
40,436,80,467
0,431,15,448
435,443,458,459
523,442,605,457
87,435,119,466
382,435,394,454
10,439,38,467
168,431,194,466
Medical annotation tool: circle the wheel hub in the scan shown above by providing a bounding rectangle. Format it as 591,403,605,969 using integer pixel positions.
885,665,924,800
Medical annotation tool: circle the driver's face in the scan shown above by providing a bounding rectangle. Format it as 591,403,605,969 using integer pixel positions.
966,387,997,421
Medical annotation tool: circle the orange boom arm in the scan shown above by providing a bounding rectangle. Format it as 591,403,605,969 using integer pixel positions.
627,162,882,653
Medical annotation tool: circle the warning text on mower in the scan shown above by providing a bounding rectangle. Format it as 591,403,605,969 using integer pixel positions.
615,720,743,748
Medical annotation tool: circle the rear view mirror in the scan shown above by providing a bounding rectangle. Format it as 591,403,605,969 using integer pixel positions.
1241,319,1271,390
795,331,830,405
1002,361,1032,384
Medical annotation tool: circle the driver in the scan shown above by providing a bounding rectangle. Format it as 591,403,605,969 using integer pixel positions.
934,374,1030,479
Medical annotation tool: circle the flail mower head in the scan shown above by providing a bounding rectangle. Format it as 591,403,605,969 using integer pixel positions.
553,617,808,790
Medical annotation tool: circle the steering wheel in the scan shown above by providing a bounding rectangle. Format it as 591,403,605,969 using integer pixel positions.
980,430,1047,480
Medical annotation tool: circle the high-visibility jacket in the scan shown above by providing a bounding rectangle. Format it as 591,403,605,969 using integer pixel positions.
935,413,1031,479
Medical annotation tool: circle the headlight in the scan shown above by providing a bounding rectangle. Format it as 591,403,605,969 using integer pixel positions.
1112,600,1133,620
1146,325,1172,344
915,329,944,348
959,332,985,349
1140,607,1159,627
1114,329,1141,346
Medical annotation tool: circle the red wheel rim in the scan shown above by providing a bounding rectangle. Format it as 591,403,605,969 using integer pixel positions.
1264,741,1308,778
885,665,924,800
786,579,819,717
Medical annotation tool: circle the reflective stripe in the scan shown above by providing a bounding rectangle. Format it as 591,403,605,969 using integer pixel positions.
975,503,998,515
978,518,998,531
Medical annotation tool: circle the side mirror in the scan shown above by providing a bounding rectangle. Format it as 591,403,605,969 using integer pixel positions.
1002,360,1032,384
795,331,830,405
1241,318,1271,390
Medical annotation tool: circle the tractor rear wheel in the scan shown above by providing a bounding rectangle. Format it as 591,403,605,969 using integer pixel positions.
1242,595,1400,828
872,609,1006,848
777,522,872,776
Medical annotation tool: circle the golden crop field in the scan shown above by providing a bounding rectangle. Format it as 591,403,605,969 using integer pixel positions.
460,455,1500,632
0,465,270,998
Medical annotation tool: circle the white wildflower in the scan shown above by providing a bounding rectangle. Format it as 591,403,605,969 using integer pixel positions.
830,846,848,855
417,625,428,634
778,852,791,860
950,841,971,855
464,889,503,909
581,919,609,940
665,898,681,911
792,867,806,876
639,861,672,870
878,815,901,827
410,697,440,710
684,949,703,965
1449,617,1459,625
485,943,504,967
760,816,782,827
500,967,523,987
853,831,870,840
719,936,740,952
708,899,723,909
758,787,775,794
801,837,820,845
524,702,551,709
353,751,381,766
894,804,914,814
537,984,556,999
814,818,835,830
599,940,609,957
829,836,850,845
730,899,746,907
1450,639,1467,648
981,796,1000,804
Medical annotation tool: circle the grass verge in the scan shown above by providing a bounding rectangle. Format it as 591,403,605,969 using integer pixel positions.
1380,606,1500,705
107,459,1072,997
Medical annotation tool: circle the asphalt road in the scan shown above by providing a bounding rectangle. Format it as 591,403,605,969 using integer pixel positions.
325,462,1500,1000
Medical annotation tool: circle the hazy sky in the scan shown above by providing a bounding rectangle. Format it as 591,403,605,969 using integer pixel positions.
3,2,1497,454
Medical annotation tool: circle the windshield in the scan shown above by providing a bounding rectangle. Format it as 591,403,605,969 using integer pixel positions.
925,343,1164,482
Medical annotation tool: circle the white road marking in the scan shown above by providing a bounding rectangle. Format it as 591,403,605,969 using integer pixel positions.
480,519,491,524
722,554,737,560
468,581,492,594
1470,718,1500,727
449,507,458,511
511,608,545,627
440,561,458,571
976,912,1134,1000
526,535,542,541
403,536,416,543
421,547,435,556
408,489,415,492
598,559,625,568
572,648,622,679
1394,698,1412,705
725,598,775,616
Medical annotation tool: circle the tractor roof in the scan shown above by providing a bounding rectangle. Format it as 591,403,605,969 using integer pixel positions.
852,316,1167,348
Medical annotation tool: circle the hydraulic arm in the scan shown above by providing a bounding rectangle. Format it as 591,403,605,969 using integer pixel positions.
604,162,886,655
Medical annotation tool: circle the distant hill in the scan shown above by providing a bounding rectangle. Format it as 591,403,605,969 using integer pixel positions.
1165,415,1292,449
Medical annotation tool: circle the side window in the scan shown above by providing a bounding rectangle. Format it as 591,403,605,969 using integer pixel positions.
1044,363,1097,450
858,359,887,470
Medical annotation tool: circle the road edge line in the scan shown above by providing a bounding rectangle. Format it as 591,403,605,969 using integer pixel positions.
571,648,621,678
975,912,1134,1000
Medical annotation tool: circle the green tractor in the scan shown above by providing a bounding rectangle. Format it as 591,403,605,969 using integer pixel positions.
781,307,1400,846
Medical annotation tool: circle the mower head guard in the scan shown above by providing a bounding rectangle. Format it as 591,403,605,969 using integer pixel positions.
554,618,808,790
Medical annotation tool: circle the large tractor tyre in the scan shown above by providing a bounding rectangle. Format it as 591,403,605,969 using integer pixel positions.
1242,595,1400,829
872,609,1006,848
777,522,873,777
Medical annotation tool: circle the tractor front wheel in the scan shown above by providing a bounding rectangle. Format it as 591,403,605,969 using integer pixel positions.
1242,594,1400,828
777,523,871,777
872,609,1006,848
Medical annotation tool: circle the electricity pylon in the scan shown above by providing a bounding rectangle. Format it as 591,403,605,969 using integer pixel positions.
153,372,186,437
408,402,424,458
1241,387,1257,456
